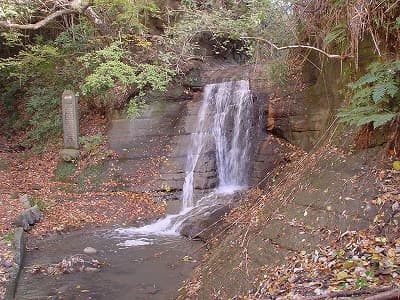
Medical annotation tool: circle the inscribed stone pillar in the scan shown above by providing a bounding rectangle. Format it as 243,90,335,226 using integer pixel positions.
61,90,79,149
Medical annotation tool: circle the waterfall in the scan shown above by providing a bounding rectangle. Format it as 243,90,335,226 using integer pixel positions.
213,81,253,190
182,80,253,207
115,80,254,244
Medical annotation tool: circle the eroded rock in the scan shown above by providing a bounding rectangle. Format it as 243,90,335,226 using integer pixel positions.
13,202,41,231
180,204,233,241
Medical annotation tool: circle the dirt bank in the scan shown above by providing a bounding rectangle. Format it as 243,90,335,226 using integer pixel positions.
181,144,400,299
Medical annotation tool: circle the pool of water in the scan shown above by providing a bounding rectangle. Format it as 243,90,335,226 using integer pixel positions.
15,226,202,300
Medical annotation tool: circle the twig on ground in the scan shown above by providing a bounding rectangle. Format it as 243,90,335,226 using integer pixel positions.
302,286,393,300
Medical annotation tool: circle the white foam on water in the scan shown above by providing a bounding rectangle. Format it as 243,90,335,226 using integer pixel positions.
117,238,153,247
215,185,246,195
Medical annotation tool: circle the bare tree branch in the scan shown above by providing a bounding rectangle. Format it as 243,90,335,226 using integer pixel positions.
83,7,111,35
0,9,75,30
241,36,353,60
0,1,110,35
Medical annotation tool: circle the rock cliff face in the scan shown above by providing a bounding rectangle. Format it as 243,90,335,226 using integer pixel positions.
107,64,308,197
105,62,347,240
250,57,344,151
107,90,290,196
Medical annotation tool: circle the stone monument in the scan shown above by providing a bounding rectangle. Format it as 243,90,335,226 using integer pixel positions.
60,90,80,161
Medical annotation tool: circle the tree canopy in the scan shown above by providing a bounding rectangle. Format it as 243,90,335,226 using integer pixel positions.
0,0,399,148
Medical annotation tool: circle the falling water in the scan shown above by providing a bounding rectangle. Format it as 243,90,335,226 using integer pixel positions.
213,80,253,190
115,80,254,244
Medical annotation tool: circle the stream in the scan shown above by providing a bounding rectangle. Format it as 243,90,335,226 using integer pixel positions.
15,80,255,299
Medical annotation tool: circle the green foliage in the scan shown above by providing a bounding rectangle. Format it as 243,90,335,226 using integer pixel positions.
354,277,368,290
2,229,15,242
54,21,97,53
126,99,146,117
324,23,348,52
25,88,62,146
0,43,61,84
93,0,159,32
29,197,49,211
54,161,78,183
0,0,35,20
264,56,293,88
339,60,400,128
0,17,173,144
0,31,26,47
0,81,21,132
165,0,295,64
80,45,138,97
80,41,174,108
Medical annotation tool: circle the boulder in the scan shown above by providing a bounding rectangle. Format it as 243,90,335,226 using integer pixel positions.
23,209,35,226
19,194,31,210
13,205,41,231
180,203,233,241
13,214,30,231
29,205,41,222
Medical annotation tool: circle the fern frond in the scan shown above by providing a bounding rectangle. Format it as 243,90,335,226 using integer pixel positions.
385,80,398,98
371,112,397,128
349,73,377,89
372,83,388,103
352,86,372,101
339,60,399,129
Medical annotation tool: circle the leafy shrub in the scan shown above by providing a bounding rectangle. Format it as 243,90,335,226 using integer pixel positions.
265,56,292,88
0,81,21,132
25,88,62,147
93,0,159,32
126,99,146,117
339,60,400,128
79,42,175,109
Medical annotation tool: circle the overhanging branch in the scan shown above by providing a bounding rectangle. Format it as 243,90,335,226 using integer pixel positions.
0,2,110,35
241,36,352,60
0,9,75,30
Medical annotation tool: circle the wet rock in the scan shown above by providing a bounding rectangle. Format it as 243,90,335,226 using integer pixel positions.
249,135,294,187
83,247,97,255
194,174,218,190
180,203,233,241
